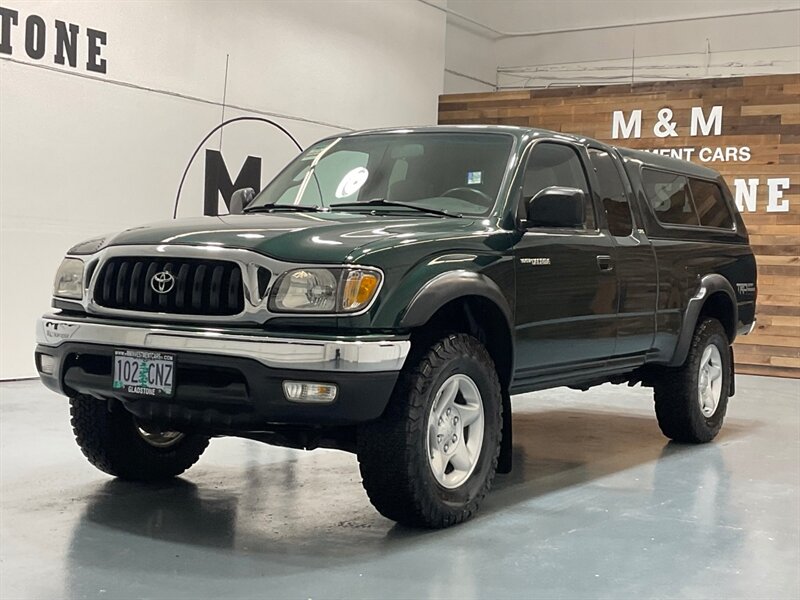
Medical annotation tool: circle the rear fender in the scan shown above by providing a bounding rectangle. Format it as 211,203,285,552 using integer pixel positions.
669,273,737,367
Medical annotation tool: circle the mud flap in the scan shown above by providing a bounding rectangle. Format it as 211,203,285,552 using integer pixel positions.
497,390,513,474
729,346,736,397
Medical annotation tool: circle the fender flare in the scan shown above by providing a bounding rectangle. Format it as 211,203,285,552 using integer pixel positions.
399,270,513,330
399,271,514,474
669,273,738,367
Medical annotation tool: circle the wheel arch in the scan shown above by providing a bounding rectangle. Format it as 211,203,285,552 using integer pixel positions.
400,271,514,390
400,275,515,475
669,274,738,367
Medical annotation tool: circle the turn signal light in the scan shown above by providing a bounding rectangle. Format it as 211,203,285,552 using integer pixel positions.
342,270,380,311
283,381,338,403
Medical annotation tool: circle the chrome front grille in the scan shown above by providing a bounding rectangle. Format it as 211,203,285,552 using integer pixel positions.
92,257,247,316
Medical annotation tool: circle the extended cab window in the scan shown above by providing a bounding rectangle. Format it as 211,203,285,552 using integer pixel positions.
690,178,734,229
588,148,633,237
523,143,595,229
641,169,700,226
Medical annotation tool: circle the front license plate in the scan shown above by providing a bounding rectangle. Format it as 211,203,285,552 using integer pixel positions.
113,350,175,397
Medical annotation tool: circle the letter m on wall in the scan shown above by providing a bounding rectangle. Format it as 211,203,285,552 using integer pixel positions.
204,150,261,216
690,106,723,136
612,109,642,139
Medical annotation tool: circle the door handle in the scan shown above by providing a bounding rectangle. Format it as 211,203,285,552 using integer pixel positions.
596,255,614,272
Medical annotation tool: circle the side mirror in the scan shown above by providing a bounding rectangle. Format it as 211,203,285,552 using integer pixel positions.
229,188,256,214
525,186,586,228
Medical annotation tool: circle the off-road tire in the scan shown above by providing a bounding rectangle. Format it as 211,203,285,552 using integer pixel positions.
653,318,731,443
69,395,210,480
357,333,503,528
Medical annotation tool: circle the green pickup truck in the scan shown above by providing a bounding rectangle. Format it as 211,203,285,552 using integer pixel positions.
36,126,757,528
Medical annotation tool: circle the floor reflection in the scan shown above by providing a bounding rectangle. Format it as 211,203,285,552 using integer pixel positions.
64,408,748,595
78,479,240,547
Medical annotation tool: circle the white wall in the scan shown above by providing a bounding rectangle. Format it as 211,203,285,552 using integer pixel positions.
443,22,495,93
0,0,446,378
443,0,800,92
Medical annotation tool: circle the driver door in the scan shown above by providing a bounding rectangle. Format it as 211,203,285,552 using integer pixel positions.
513,142,618,379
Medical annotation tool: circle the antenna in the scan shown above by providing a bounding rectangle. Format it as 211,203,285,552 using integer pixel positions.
219,53,229,151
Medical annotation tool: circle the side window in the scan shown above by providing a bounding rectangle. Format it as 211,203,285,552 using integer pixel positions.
522,143,595,229
641,169,700,226
588,148,633,237
690,178,734,229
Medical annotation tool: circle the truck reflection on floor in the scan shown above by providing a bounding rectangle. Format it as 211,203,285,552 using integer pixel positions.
63,409,742,597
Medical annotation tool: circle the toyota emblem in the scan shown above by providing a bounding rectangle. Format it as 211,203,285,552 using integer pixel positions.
151,271,176,294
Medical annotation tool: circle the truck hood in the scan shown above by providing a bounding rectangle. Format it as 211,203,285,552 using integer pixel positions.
103,212,477,264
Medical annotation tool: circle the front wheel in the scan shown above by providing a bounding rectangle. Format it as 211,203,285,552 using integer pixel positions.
357,334,503,528
70,395,210,480
653,318,732,443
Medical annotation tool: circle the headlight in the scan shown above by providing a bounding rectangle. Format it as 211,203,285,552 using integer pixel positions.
271,268,338,312
269,267,381,313
53,258,85,299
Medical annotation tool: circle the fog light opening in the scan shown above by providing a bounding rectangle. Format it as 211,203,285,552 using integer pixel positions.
283,381,337,403
38,353,56,375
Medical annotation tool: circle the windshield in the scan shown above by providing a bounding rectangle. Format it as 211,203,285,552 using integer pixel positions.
249,132,514,216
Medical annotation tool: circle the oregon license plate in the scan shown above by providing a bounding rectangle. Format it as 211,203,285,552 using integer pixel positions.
113,350,175,397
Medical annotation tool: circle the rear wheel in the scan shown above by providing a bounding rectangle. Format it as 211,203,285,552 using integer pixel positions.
69,395,209,480
653,318,731,443
357,333,502,528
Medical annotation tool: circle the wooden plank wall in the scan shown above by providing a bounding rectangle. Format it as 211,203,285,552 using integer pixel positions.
439,74,800,378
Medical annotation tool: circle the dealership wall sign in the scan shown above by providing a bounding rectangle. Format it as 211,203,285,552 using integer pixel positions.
203,150,262,215
439,74,800,378
172,116,303,219
612,105,792,213
0,5,107,73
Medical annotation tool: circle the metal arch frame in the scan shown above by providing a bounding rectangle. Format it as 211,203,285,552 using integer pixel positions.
172,116,304,219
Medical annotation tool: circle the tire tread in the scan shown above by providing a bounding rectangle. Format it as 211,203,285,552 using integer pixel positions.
70,396,209,480
357,334,502,528
653,318,730,443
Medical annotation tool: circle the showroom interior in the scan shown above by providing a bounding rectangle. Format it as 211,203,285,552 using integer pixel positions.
1,0,798,598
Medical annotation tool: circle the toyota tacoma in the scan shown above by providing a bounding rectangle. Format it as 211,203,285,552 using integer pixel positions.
36,126,757,528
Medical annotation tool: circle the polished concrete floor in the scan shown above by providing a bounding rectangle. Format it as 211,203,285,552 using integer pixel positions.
1,375,798,599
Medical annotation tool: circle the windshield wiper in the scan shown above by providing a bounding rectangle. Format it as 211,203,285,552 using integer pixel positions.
243,203,322,213
330,198,461,218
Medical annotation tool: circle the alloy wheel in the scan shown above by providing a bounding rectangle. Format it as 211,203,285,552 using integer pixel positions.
426,374,485,489
697,344,724,418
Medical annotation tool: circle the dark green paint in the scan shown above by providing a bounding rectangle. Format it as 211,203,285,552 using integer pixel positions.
74,126,757,391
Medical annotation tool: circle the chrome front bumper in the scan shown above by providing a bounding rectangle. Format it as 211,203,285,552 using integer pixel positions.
36,316,410,373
